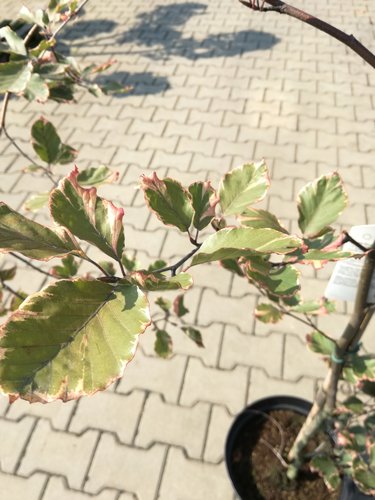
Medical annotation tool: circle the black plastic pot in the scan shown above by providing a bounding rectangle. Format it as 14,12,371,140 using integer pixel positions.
225,395,374,500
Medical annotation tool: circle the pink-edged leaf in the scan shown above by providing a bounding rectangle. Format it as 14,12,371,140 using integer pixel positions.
50,167,125,260
240,207,288,233
255,303,283,323
219,161,270,216
127,272,192,292
297,172,348,237
181,326,204,347
188,181,218,230
191,228,302,266
141,173,193,232
0,279,150,402
173,294,189,317
0,202,80,260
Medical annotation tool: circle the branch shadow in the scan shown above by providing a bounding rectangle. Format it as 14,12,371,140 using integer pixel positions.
118,2,280,60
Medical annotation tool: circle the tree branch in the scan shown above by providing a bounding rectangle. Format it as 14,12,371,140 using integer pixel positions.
239,0,375,69
154,245,201,276
9,252,52,277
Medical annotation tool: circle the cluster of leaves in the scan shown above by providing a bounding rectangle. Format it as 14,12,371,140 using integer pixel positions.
306,331,375,493
0,161,357,403
0,0,128,102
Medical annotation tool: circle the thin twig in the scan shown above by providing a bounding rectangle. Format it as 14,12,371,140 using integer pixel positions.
83,255,111,277
239,0,375,69
51,0,90,40
9,252,52,277
118,259,126,278
23,24,39,46
0,278,24,300
342,231,369,253
154,245,201,276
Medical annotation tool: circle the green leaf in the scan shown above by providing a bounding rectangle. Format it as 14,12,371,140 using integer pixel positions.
29,38,56,57
353,470,375,495
24,73,49,102
31,117,77,164
0,266,16,281
191,228,302,266
51,255,78,278
10,290,27,311
219,161,269,216
220,258,244,276
31,117,61,163
188,181,217,230
155,329,172,358
121,254,140,272
344,356,375,382
77,166,119,187
0,202,79,260
0,266,17,281
291,298,336,315
297,172,348,237
23,192,49,212
0,26,27,56
255,303,283,323
310,455,341,491
128,272,192,292
299,249,353,263
155,297,171,313
98,261,116,276
19,6,49,27
342,396,364,414
181,326,204,347
240,208,288,233
141,173,193,232
247,264,300,298
173,294,189,317
50,167,125,261
147,260,167,272
0,61,32,93
0,279,150,402
306,331,335,355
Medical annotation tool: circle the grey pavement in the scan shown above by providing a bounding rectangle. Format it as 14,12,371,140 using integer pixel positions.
0,0,374,499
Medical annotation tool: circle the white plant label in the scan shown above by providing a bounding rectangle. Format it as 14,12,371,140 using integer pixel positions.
325,225,375,302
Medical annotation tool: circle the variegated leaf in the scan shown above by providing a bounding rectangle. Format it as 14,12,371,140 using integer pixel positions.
50,167,125,261
0,279,150,402
0,202,79,260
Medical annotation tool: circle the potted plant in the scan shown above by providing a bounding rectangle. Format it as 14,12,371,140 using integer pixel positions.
0,1,373,498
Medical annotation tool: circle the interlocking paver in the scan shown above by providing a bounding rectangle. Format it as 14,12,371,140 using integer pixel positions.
19,420,98,489
6,399,75,431
0,0,374,498
85,434,166,500
0,472,47,500
69,390,145,444
136,394,210,459
158,448,234,500
42,477,117,500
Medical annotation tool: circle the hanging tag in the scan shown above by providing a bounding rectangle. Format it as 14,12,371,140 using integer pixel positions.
325,225,375,302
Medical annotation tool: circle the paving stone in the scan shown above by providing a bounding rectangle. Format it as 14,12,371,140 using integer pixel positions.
204,404,233,463
6,399,75,431
164,122,201,140
283,335,327,381
136,393,210,458
117,349,186,404
248,368,315,403
158,447,234,500
85,434,166,500
220,326,283,378
0,471,47,500
42,477,117,500
0,416,35,473
70,390,145,444
19,420,98,489
180,358,248,414
197,288,256,333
